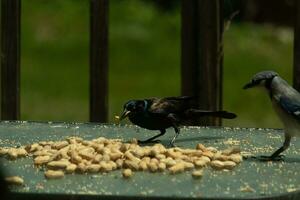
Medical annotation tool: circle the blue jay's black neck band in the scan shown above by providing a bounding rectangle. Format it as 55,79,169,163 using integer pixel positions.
265,79,272,89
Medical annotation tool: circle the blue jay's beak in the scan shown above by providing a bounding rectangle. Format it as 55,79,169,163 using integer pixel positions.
243,82,255,89
119,109,131,121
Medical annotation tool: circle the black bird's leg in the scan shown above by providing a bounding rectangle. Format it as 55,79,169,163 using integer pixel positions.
170,125,180,147
138,129,166,144
167,113,180,147
259,135,291,161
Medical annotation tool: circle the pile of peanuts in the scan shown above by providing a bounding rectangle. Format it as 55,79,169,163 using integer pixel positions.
0,137,242,180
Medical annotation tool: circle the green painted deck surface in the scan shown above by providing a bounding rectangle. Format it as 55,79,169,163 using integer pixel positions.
0,121,299,199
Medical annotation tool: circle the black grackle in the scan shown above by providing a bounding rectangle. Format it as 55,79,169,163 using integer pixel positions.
119,96,237,146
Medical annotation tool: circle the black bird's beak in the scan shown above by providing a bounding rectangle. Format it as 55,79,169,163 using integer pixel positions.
119,109,131,121
243,82,254,89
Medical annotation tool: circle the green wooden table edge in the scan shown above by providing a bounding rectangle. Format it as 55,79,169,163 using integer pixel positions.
0,120,299,200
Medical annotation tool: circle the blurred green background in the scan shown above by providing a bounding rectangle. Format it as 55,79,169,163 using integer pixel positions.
20,0,294,128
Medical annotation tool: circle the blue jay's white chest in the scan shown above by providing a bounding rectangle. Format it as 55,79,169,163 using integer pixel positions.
272,97,300,137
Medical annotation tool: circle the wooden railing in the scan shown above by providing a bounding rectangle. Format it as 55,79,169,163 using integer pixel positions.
1,0,21,120
181,0,223,126
1,0,300,125
90,0,109,122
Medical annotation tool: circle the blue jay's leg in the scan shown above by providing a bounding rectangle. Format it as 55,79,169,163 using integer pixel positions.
269,135,291,159
259,135,291,161
138,129,166,144
168,113,180,147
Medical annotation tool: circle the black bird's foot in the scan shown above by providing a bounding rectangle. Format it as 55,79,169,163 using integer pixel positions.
168,141,177,148
257,154,285,162
138,139,161,144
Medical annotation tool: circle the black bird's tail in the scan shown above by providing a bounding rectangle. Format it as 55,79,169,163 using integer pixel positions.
185,109,237,119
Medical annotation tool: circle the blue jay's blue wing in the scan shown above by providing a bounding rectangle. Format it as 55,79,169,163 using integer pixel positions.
279,96,300,120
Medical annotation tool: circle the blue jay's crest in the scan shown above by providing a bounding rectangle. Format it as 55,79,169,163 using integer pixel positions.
243,71,278,89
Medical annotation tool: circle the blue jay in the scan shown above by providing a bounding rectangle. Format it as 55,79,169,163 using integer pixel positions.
244,71,300,161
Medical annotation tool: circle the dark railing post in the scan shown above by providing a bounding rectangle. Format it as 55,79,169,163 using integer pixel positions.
294,0,300,91
181,0,223,126
0,0,21,120
90,0,109,122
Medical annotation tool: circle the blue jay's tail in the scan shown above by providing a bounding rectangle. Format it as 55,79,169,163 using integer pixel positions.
185,109,237,119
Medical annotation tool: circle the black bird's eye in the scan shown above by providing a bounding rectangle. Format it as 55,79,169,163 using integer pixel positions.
125,101,137,111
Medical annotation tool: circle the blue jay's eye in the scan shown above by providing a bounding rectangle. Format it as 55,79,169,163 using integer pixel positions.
260,80,266,85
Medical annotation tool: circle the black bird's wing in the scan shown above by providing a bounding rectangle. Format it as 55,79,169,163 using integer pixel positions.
279,96,300,120
147,96,194,115
163,96,195,101
146,96,236,127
